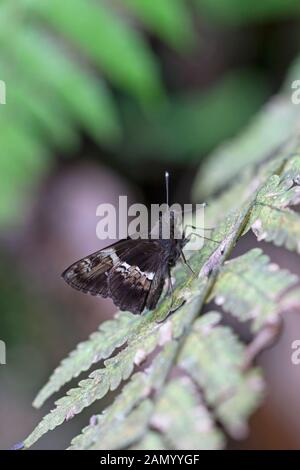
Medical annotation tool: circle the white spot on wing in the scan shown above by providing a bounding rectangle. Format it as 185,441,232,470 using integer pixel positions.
119,261,155,280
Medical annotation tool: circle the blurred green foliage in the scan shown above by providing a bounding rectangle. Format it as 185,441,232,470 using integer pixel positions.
195,0,300,24
0,254,30,345
192,53,300,199
0,0,299,228
122,70,268,162
123,0,195,50
0,0,193,227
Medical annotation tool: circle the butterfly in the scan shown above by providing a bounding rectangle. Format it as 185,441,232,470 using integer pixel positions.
62,173,201,314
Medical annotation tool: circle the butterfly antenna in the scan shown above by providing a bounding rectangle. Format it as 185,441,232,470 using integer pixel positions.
165,171,169,207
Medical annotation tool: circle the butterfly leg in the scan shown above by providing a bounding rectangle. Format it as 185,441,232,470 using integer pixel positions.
183,226,221,245
180,247,195,276
157,268,185,322
167,267,186,315
151,270,173,315
184,223,216,231
167,268,174,310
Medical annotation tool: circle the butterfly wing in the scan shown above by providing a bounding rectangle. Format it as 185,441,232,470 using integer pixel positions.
62,239,135,297
146,271,166,311
62,239,168,314
108,240,167,314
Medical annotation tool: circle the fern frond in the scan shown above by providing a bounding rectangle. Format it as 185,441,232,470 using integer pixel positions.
148,377,224,450
29,0,164,105
178,313,264,438
122,0,195,50
0,0,196,226
210,248,298,331
87,400,153,450
33,312,141,408
132,432,166,450
23,136,300,449
246,165,300,252
69,344,176,450
25,310,177,447
70,313,262,450
5,28,121,143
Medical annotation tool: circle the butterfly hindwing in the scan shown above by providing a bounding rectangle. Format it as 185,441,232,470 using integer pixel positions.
108,240,167,314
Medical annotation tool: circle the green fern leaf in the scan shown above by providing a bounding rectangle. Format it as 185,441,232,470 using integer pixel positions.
69,344,176,450
123,0,195,50
210,248,297,331
3,28,121,143
86,400,154,451
149,377,224,450
132,432,166,450
24,310,177,447
33,312,141,408
179,313,265,438
0,0,195,227
246,163,300,251
30,0,164,105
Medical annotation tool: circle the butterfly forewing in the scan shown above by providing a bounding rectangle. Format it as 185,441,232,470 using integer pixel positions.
62,238,168,313
62,239,132,297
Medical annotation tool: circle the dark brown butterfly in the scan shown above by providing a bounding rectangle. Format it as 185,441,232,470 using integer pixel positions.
62,173,193,314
